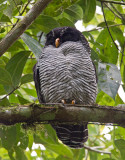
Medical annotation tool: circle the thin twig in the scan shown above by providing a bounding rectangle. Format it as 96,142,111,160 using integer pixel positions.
104,3,121,19
101,1,124,56
12,0,31,28
12,0,21,15
0,24,16,27
84,145,111,155
0,85,20,101
110,3,123,18
101,2,119,50
87,23,123,32
38,32,43,43
97,0,125,5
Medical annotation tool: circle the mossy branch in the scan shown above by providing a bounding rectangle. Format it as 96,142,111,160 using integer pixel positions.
0,103,125,127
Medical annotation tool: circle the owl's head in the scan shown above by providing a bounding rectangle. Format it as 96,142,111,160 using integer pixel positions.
45,27,90,52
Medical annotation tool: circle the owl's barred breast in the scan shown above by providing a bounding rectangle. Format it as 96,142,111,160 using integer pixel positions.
38,41,97,104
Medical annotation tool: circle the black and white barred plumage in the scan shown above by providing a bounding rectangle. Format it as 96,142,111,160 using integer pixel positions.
33,27,97,148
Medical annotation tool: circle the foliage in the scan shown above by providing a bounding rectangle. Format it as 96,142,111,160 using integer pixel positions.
0,0,125,159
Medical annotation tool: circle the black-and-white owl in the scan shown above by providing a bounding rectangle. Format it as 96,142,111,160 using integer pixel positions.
33,27,97,148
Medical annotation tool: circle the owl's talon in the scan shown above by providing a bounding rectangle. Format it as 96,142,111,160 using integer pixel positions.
61,99,66,104
72,100,75,105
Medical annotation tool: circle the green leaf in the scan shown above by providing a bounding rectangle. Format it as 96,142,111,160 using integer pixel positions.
43,0,78,17
0,59,6,68
47,143,73,158
5,51,30,88
0,98,10,106
0,85,6,95
96,91,115,106
21,33,42,60
115,139,125,160
15,147,27,160
90,151,97,160
102,158,115,160
17,95,31,105
98,63,121,99
8,41,25,52
120,55,125,84
34,133,73,158
34,15,60,33
94,29,118,64
77,0,96,23
98,22,124,50
44,125,58,143
64,4,83,22
58,17,75,27
73,148,85,160
23,59,36,74
9,94,19,104
21,74,33,85
0,67,13,86
22,88,37,97
0,14,11,22
0,126,17,150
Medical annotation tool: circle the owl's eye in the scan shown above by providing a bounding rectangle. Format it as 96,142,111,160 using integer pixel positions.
55,38,60,48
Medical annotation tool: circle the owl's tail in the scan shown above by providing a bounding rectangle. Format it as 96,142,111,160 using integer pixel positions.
51,123,88,148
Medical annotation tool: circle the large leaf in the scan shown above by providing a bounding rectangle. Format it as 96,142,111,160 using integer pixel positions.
94,29,118,64
98,22,124,50
58,17,75,27
0,126,17,150
21,33,42,60
34,15,60,33
98,63,121,99
0,84,6,95
17,95,31,105
0,98,10,106
15,147,27,160
0,67,12,86
43,0,78,17
5,51,30,89
34,133,73,159
64,4,83,22
77,0,96,23
115,139,125,160
21,74,33,85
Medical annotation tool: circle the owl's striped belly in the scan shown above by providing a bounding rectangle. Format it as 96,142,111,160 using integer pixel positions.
39,52,97,104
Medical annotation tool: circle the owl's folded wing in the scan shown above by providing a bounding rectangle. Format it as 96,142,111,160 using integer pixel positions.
33,63,45,103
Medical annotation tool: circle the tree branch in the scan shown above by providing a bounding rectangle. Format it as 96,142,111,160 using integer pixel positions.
97,0,125,5
84,145,111,155
0,103,125,127
0,0,52,56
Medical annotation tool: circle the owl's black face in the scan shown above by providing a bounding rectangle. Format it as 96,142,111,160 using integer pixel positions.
45,27,82,47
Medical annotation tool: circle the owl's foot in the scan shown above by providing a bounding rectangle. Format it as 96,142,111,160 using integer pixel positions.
61,99,66,104
71,100,75,105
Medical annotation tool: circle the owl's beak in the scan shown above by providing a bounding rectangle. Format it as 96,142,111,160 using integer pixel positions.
55,38,60,48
